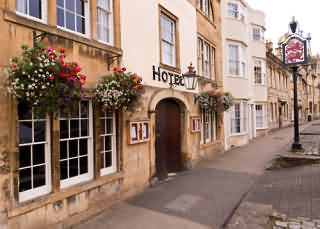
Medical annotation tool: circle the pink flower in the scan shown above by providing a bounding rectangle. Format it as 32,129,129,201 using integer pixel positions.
49,75,54,80
11,64,17,68
47,47,53,52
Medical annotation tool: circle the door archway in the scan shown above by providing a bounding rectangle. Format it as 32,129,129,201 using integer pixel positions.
155,99,182,180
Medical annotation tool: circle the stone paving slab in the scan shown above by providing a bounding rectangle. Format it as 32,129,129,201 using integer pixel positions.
127,168,257,228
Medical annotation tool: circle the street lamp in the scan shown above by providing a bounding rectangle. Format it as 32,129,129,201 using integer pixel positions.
183,63,198,90
282,17,310,150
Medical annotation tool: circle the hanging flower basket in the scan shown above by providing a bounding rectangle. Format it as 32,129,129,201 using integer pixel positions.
200,90,234,112
95,67,144,110
198,92,214,111
7,42,86,117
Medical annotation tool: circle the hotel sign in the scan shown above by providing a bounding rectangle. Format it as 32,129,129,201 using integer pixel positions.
152,66,184,87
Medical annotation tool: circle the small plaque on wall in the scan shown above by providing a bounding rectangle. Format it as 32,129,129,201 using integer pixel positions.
190,116,201,133
128,120,151,144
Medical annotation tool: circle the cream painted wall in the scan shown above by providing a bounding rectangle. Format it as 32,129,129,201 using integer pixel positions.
120,0,197,93
222,0,267,149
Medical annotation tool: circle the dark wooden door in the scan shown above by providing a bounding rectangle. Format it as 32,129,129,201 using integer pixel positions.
155,99,182,180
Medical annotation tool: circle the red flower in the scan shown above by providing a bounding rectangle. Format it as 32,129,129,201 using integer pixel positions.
59,73,68,78
79,81,85,86
49,75,54,80
122,67,126,71
74,67,81,73
80,74,87,80
11,64,17,68
113,67,118,72
59,48,66,54
118,70,122,73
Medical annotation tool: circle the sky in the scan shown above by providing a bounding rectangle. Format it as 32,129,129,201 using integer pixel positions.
246,0,320,55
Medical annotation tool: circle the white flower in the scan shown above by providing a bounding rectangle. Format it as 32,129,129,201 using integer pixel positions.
35,70,37,73
28,85,32,89
30,63,33,66
39,68,43,72
22,72,26,75
42,85,46,89
51,63,55,66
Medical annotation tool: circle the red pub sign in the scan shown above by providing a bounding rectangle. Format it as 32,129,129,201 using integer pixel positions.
282,35,307,66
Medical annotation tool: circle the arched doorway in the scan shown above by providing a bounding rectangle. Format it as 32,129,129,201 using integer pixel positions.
155,99,182,180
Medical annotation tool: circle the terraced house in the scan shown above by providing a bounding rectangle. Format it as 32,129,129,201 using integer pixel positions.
222,0,268,150
0,0,224,228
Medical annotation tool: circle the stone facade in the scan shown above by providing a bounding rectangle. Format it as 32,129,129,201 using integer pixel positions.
266,42,292,130
0,0,224,228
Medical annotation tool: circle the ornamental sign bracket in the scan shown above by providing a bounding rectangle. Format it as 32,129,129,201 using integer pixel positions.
282,35,308,66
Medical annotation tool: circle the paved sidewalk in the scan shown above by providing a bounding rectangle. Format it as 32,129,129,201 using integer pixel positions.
72,123,313,229
226,120,320,229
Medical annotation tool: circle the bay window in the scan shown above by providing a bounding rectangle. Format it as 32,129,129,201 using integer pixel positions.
254,59,265,85
253,27,264,41
228,2,245,22
228,44,246,77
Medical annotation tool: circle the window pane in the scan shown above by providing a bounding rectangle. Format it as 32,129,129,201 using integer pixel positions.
66,12,76,31
60,161,68,180
106,119,113,134
70,120,79,138
105,151,112,168
69,140,78,158
34,121,46,142
18,103,32,120
69,158,78,178
57,7,65,27
19,168,32,192
20,122,32,144
81,101,89,118
29,0,42,19
66,0,75,11
57,0,64,7
60,120,69,139
33,165,46,188
60,141,68,160
76,0,84,15
79,156,88,174
104,136,112,151
33,144,45,165
81,120,88,137
100,153,104,169
100,119,105,135
16,0,27,14
77,16,85,34
79,139,88,156
19,146,31,168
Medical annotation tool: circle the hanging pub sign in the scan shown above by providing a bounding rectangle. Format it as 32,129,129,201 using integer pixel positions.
282,35,307,66
152,66,184,87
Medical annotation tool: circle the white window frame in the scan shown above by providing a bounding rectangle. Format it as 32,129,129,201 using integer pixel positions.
16,0,47,23
197,38,203,75
18,111,51,202
252,27,264,41
160,13,176,67
231,102,248,135
56,0,91,37
228,43,246,77
59,101,94,189
100,110,117,176
255,104,267,129
228,2,238,19
203,42,210,77
254,59,265,85
200,109,216,144
97,0,113,45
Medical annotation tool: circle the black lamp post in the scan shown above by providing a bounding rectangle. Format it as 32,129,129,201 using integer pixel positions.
282,17,310,150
